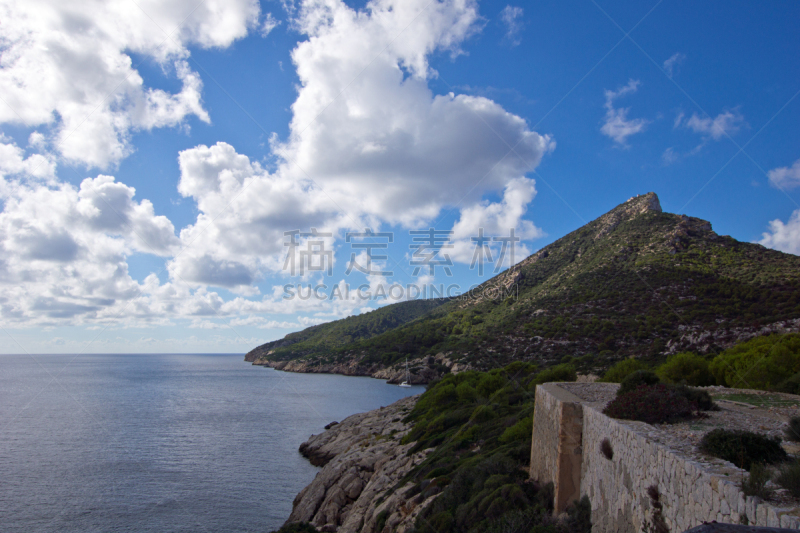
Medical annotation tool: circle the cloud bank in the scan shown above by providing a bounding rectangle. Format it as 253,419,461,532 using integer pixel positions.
0,0,261,168
0,0,553,328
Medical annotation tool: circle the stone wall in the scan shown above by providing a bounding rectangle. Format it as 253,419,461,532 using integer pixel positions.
530,383,800,531
530,383,585,513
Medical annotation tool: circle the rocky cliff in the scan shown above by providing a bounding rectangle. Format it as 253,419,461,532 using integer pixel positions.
286,395,435,533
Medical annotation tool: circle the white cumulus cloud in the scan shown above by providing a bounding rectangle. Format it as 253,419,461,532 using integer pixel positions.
450,177,543,267
0,0,260,168
0,140,180,325
768,159,800,190
0,0,553,330
759,209,800,255
170,0,552,289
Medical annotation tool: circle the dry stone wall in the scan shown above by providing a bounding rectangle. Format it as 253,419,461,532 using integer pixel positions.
530,383,800,531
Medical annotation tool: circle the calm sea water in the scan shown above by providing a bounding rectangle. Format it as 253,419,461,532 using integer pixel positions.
0,353,424,532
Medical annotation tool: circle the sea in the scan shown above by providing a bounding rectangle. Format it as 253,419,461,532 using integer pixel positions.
0,353,424,532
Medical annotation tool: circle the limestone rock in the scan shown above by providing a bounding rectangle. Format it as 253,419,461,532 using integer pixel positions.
286,395,434,533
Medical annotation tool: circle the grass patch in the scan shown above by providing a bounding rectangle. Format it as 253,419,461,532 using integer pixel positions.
714,393,800,408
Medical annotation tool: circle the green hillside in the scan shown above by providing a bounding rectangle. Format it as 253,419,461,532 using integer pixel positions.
244,297,450,362
248,193,800,377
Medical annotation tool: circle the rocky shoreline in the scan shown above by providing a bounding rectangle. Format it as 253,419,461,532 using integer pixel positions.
251,353,472,385
285,395,435,533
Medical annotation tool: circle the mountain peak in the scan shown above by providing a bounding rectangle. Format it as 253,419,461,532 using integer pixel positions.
594,192,661,239
625,192,661,213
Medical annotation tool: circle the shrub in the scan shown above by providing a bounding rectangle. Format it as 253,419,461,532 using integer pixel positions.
603,384,694,424
699,429,787,471
777,372,800,395
562,495,592,533
471,404,496,422
776,459,800,497
742,462,773,499
672,385,718,411
456,382,478,402
655,352,715,386
709,333,800,390
529,363,577,387
499,416,533,444
599,358,646,383
477,373,506,397
617,370,660,396
786,416,800,442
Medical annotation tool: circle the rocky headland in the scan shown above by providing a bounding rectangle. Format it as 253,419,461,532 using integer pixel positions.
286,395,435,533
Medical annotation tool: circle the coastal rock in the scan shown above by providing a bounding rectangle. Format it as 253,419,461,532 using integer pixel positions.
254,355,457,385
287,395,433,533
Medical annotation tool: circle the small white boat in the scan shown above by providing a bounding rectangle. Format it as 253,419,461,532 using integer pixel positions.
399,358,412,387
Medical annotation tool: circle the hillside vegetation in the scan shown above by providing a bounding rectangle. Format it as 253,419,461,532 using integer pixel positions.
248,193,800,379
599,332,800,395
397,362,590,533
245,298,450,363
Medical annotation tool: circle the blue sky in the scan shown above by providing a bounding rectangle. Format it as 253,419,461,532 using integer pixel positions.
0,0,798,353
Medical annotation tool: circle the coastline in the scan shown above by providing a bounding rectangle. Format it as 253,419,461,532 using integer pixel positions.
282,395,432,533
248,352,471,385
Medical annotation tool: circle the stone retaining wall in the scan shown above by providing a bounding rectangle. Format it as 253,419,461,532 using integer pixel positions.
530,383,585,513
530,383,800,531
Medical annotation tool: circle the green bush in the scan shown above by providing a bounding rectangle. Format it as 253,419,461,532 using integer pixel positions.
529,363,577,387
709,333,800,390
742,462,773,499
786,416,800,442
403,360,590,533
655,352,715,386
672,385,718,411
456,382,478,402
698,429,787,471
563,495,592,533
777,372,800,395
477,373,506,397
499,416,533,444
776,459,800,497
599,358,646,383
617,370,660,396
471,404,497,422
603,384,694,424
